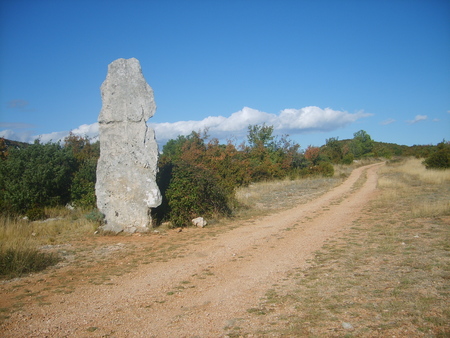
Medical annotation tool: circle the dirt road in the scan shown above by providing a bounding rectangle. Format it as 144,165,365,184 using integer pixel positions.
1,163,383,337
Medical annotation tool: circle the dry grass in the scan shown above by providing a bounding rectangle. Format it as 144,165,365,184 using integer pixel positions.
1,207,97,247
235,159,381,217
235,176,342,216
234,158,450,337
394,157,450,184
334,157,383,178
377,158,450,218
0,208,98,278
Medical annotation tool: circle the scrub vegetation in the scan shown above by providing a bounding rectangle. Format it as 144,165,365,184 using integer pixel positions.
0,129,448,278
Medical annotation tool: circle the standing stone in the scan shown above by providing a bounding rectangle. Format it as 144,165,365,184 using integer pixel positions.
95,58,161,233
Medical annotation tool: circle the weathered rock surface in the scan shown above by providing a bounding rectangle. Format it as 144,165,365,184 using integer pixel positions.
95,58,161,233
192,217,207,228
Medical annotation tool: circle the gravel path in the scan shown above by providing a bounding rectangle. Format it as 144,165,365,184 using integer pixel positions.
1,163,383,337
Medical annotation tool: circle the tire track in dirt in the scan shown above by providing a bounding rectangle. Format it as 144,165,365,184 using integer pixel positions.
1,162,383,337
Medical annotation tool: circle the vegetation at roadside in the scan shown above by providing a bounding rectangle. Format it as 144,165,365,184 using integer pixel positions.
154,125,309,227
153,128,447,227
0,130,446,226
0,134,99,277
0,134,99,216
0,127,447,277
423,140,450,169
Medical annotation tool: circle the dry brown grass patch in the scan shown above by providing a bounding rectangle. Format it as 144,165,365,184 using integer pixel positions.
235,176,342,216
235,159,450,337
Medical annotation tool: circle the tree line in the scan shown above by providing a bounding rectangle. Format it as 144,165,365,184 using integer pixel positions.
0,127,448,225
0,134,98,219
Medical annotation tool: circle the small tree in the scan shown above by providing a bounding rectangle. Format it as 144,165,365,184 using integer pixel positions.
324,137,343,163
246,124,302,181
155,131,239,226
304,145,321,165
0,141,77,213
0,138,8,160
64,133,98,162
165,163,232,227
423,141,450,169
70,158,97,208
351,130,374,158
247,124,275,149
64,134,99,208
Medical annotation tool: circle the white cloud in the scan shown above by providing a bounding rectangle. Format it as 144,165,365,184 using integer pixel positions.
380,118,396,126
407,115,427,124
35,123,100,144
2,106,371,145
71,123,99,139
38,131,71,143
276,107,370,131
0,129,35,143
151,106,372,143
0,123,99,144
151,107,277,142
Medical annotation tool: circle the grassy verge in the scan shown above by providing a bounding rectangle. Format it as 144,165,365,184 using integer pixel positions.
235,176,341,216
234,158,449,337
0,208,98,278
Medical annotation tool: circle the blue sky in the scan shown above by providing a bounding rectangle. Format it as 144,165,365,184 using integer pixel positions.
0,0,449,149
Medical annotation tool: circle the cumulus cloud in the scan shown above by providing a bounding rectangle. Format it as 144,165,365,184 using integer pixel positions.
35,123,100,144
0,122,99,144
0,129,33,142
277,107,370,131
2,106,371,145
71,123,99,139
151,107,273,142
151,106,372,143
407,115,427,124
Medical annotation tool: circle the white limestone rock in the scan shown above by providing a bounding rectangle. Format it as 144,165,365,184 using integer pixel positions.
96,58,161,233
192,217,207,228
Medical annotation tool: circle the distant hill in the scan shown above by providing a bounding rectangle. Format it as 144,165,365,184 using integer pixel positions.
0,136,439,159
319,138,436,159
1,138,30,150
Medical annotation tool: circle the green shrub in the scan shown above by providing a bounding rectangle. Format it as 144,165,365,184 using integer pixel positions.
70,158,97,208
317,161,335,177
350,130,374,159
423,141,450,169
165,163,233,227
85,209,105,224
342,153,354,165
0,141,76,214
25,207,47,221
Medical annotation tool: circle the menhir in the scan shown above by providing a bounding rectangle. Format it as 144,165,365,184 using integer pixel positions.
95,58,161,233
